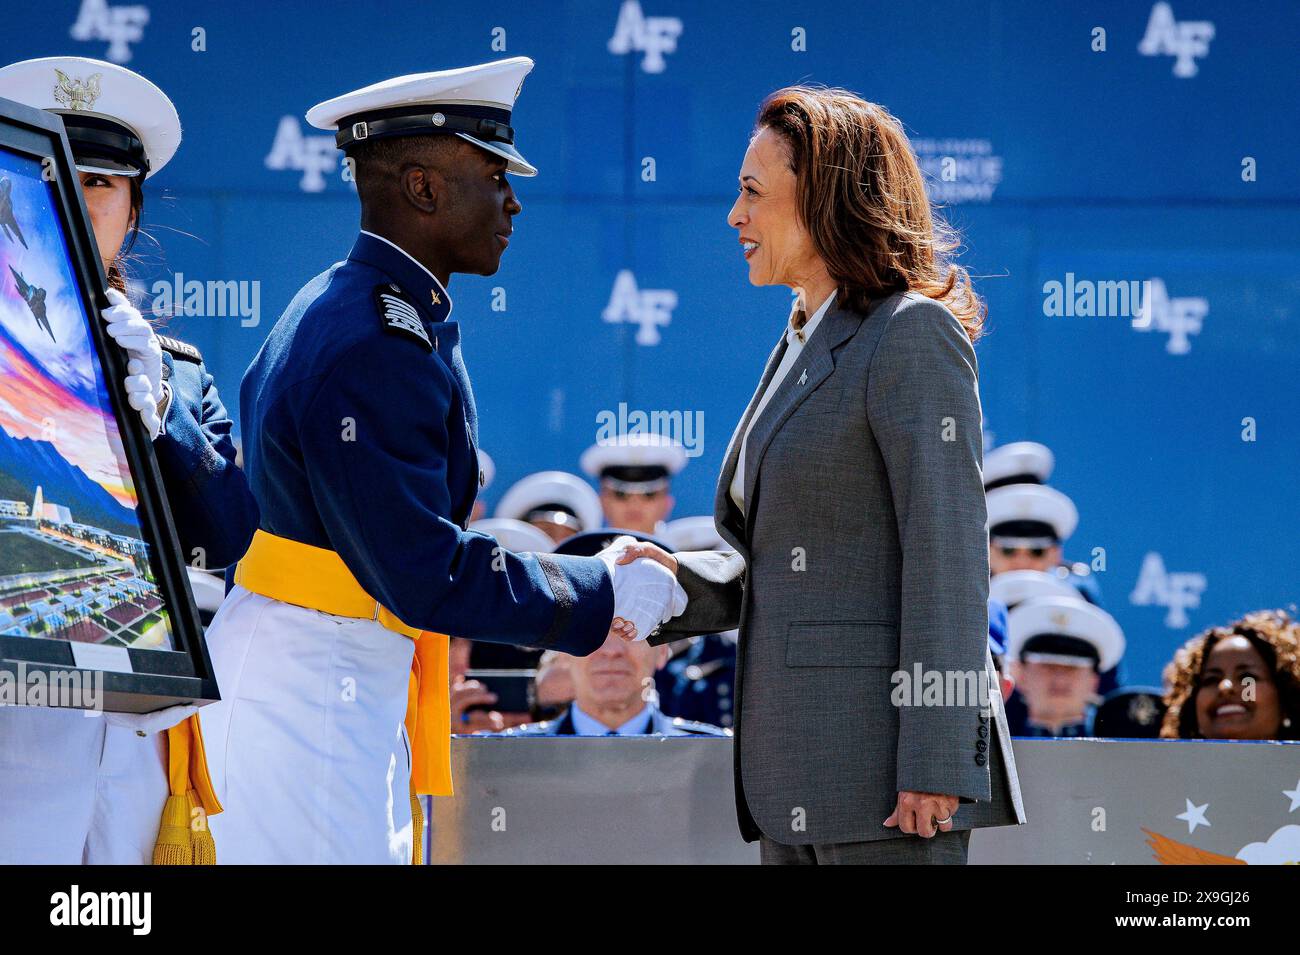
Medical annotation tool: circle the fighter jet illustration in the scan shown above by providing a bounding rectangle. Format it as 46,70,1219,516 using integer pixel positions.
9,267,54,342
0,178,28,248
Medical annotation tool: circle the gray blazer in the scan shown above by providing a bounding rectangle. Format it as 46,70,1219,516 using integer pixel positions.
651,291,1025,845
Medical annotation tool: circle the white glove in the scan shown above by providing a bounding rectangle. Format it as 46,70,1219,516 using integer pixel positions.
100,702,200,737
597,536,688,642
101,287,163,440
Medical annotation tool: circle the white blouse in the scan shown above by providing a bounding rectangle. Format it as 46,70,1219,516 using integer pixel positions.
729,290,836,514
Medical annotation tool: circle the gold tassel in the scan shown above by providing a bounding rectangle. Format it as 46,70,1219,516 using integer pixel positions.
152,790,218,866
410,789,424,866
153,791,197,866
191,792,218,865
154,716,221,865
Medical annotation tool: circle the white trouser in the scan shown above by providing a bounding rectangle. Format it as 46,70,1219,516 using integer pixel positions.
0,705,168,864
200,585,416,864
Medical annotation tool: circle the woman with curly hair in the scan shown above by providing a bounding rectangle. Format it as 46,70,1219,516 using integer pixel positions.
1161,609,1300,740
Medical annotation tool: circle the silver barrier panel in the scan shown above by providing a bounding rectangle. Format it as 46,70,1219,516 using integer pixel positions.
427,737,1300,864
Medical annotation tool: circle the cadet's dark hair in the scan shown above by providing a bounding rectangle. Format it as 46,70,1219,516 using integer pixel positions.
348,134,467,201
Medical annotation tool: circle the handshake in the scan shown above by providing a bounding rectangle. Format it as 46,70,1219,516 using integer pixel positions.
595,537,687,643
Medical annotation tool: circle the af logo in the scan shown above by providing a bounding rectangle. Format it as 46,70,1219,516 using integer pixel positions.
602,270,678,345
69,0,150,64
1132,278,1207,355
608,0,683,74
1138,2,1214,78
265,116,339,193
1130,551,1207,629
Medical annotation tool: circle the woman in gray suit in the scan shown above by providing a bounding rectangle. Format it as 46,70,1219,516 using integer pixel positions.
614,86,1025,864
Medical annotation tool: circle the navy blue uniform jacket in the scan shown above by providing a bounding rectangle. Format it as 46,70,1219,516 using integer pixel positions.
155,336,259,570
239,232,613,653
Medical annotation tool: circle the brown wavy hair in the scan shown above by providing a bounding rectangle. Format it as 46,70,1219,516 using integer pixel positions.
755,86,984,341
1160,609,1300,740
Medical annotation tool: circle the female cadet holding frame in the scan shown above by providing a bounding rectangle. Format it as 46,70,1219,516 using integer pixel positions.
0,56,258,864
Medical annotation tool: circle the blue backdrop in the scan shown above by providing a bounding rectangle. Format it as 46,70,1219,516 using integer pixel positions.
5,0,1297,683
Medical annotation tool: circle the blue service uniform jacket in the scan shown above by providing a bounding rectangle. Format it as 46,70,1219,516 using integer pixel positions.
239,232,613,653
657,634,736,729
154,337,259,570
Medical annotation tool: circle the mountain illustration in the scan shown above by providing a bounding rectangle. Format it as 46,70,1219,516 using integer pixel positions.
0,425,139,538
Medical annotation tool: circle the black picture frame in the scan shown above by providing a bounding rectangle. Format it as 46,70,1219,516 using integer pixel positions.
0,96,216,713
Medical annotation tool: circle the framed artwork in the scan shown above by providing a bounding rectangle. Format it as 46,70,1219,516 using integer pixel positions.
0,96,216,713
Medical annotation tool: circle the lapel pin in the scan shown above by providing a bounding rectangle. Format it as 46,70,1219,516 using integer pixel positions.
798,369,808,386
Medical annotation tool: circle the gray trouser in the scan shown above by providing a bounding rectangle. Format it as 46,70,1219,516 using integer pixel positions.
759,829,971,865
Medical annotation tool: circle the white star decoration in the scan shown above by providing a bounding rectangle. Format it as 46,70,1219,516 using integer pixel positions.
1176,799,1211,833
1284,780,1300,813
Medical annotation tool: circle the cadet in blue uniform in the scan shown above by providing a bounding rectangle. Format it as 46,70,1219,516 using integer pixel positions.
198,57,683,864
986,477,1119,691
151,333,258,570
984,441,1106,608
1004,595,1125,737
657,633,737,729
580,433,686,537
0,56,253,865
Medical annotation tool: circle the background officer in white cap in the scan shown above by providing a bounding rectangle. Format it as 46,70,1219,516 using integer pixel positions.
985,443,1105,607
1006,596,1125,737
986,482,1078,577
199,57,684,864
986,478,1118,692
494,469,603,544
989,568,1081,611
0,56,257,865
581,433,686,536
982,440,1055,491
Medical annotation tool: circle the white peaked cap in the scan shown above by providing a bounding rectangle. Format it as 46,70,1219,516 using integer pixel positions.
990,569,1081,609
0,56,180,177
986,483,1079,541
494,470,602,533
306,57,537,176
984,441,1055,488
468,518,554,554
663,516,733,552
1008,596,1125,672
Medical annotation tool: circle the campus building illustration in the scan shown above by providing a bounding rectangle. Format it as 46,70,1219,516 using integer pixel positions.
0,483,166,648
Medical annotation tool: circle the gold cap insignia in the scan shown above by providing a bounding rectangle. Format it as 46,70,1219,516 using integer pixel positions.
53,69,102,111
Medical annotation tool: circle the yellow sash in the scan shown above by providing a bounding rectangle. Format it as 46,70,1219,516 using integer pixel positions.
232,530,453,798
